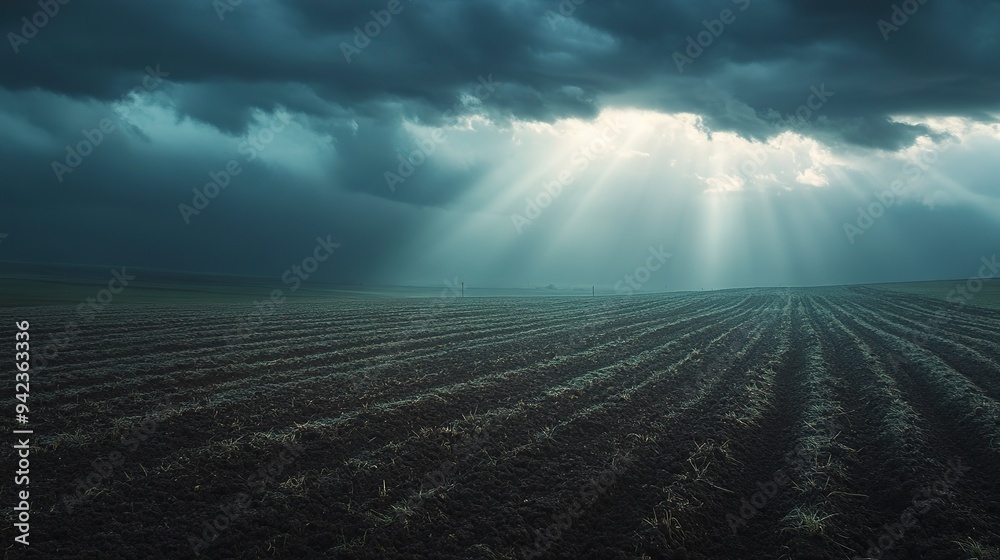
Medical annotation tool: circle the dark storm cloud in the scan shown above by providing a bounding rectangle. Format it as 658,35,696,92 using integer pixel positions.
1,0,998,287
3,0,996,149
0,110,416,283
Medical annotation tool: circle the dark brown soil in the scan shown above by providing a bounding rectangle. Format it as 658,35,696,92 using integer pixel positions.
2,287,999,559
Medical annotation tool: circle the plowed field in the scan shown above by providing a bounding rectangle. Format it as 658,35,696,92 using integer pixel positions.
3,287,999,559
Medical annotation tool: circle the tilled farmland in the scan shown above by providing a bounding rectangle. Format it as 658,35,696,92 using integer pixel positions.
3,287,1000,559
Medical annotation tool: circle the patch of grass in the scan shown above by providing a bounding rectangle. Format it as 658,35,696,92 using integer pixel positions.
780,506,836,536
40,428,90,452
279,474,307,494
643,508,685,547
536,425,558,441
954,537,1000,559
871,279,1000,311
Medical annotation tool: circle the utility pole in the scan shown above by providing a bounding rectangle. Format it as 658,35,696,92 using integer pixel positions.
461,282,464,298
592,285,595,297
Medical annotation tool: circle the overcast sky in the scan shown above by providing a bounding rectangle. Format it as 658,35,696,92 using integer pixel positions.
1,0,998,291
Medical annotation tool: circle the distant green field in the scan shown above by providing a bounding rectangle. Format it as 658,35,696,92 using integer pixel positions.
5,266,1000,310
869,279,1000,311
0,273,599,307
0,276,378,307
